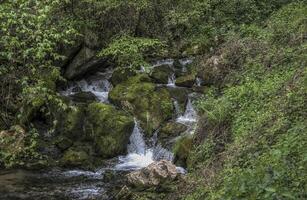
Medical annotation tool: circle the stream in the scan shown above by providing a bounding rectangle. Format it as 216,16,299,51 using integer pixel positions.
0,58,199,200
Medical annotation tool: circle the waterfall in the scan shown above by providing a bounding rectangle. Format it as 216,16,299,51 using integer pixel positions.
152,59,174,67
115,120,174,171
167,73,176,87
60,73,113,103
173,100,181,117
195,77,202,86
177,98,197,124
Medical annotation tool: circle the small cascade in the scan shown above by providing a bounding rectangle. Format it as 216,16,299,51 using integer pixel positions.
179,58,193,73
61,72,113,103
195,77,202,87
115,120,174,171
115,120,154,171
173,100,181,117
177,98,197,124
152,59,174,67
167,73,176,87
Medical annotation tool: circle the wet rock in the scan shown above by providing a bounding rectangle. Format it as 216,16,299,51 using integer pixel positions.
55,136,73,151
167,87,191,111
61,147,92,167
127,160,178,188
69,91,98,103
150,64,174,84
175,75,195,88
173,135,193,167
109,75,174,135
160,122,188,138
64,47,107,80
111,67,137,86
86,103,134,158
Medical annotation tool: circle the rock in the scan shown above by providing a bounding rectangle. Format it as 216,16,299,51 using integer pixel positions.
175,74,195,88
167,87,191,111
109,74,174,135
55,136,73,151
173,135,193,167
160,122,188,139
64,47,107,80
150,64,174,84
86,103,134,158
69,91,98,103
111,67,137,86
127,160,178,188
61,147,91,167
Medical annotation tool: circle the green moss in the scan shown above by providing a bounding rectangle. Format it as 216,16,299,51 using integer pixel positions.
175,74,195,88
173,135,193,167
62,147,91,167
86,102,134,158
109,74,174,135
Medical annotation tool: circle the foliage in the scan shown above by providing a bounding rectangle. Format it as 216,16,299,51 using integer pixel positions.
185,2,307,199
99,35,164,71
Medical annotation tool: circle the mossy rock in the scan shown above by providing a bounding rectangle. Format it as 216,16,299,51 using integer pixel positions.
150,65,174,84
58,106,86,138
55,136,73,151
109,74,174,135
160,122,188,139
86,103,134,158
173,135,193,167
166,87,191,111
69,91,98,104
111,67,137,86
175,75,195,88
61,146,92,167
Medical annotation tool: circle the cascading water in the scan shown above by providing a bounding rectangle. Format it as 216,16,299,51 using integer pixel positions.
115,120,174,171
115,120,154,171
195,77,202,87
61,70,113,103
167,73,176,87
173,100,182,117
177,97,197,124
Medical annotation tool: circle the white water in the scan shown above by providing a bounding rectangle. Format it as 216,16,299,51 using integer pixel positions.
115,120,174,171
177,98,197,124
61,75,112,103
152,59,174,67
195,77,202,86
167,73,176,87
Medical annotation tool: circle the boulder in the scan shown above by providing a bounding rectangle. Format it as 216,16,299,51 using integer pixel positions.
127,160,178,188
109,75,174,135
167,87,191,111
111,67,137,86
173,135,193,167
160,122,188,139
69,91,98,103
175,75,195,88
61,146,92,167
64,47,107,80
86,103,134,158
150,64,174,84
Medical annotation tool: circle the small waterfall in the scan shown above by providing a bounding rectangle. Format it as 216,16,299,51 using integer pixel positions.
152,59,174,67
115,120,174,171
115,120,154,171
195,77,202,86
167,73,176,87
177,98,197,124
173,100,181,117
61,75,113,103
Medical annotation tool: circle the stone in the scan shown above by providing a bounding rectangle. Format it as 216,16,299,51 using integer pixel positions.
127,160,178,188
61,147,91,167
109,74,174,135
111,67,137,86
173,135,193,167
150,64,174,84
64,47,107,80
86,103,134,158
69,91,98,103
175,75,195,88
160,122,188,138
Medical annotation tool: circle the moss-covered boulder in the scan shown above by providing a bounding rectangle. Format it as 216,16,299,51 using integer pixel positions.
175,75,195,88
109,74,174,135
86,103,134,158
173,135,193,167
160,122,188,139
150,65,174,84
167,87,191,112
61,146,92,167
111,67,137,86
